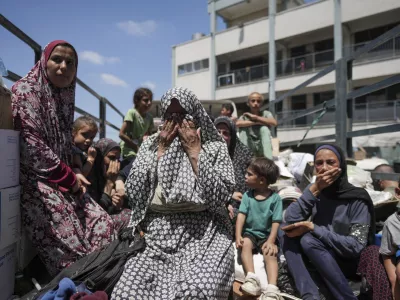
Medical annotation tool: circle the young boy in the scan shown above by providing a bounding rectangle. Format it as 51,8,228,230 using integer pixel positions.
236,92,277,159
236,157,282,299
119,87,154,168
220,103,236,121
380,183,400,299
72,116,99,178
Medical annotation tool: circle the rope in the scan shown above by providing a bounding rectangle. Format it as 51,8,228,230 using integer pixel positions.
297,101,329,147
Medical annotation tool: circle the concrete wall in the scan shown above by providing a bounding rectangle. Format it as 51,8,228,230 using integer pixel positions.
175,70,212,100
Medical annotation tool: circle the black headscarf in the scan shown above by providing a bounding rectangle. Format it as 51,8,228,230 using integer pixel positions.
88,138,120,204
214,116,237,158
315,144,376,245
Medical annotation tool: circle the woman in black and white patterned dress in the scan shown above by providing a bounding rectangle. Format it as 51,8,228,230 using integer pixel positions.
111,87,236,300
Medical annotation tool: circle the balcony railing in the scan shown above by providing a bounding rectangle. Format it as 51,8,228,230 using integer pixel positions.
276,99,400,129
217,37,400,87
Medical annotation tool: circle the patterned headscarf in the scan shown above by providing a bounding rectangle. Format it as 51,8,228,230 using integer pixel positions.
125,87,236,229
12,40,78,181
214,116,253,194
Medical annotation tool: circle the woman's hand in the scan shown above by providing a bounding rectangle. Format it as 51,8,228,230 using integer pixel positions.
106,160,120,183
158,120,179,159
178,119,201,159
262,240,278,256
313,167,342,193
111,189,125,210
232,192,243,202
283,221,314,238
228,204,234,219
71,174,91,197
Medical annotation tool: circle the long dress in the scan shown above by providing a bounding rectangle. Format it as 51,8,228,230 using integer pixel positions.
111,87,236,299
12,40,116,276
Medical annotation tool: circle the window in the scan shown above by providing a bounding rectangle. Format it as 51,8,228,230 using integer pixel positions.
177,58,209,76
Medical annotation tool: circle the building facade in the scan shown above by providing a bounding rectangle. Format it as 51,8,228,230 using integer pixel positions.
172,0,400,149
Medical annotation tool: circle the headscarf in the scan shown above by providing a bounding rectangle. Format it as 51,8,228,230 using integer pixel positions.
214,116,253,194
88,138,120,203
12,40,78,181
314,144,376,245
125,87,235,229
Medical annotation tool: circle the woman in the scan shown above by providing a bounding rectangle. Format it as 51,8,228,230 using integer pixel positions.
12,40,116,275
214,116,253,219
111,87,236,300
87,138,131,228
281,144,375,300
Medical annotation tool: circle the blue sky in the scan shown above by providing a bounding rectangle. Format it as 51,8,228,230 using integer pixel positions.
1,0,225,140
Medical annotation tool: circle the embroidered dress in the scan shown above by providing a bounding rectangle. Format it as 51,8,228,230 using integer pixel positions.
12,40,116,276
111,87,236,299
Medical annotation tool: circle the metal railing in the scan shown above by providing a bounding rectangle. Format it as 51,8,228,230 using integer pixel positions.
0,14,123,138
277,99,400,128
217,36,400,87
262,24,400,161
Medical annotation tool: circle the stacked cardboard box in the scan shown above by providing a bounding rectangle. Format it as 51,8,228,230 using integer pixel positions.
0,84,20,300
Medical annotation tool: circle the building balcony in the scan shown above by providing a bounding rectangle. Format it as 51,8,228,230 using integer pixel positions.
277,99,400,129
217,37,400,88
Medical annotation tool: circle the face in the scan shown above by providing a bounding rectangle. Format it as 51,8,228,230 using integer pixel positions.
46,45,77,88
136,94,152,113
73,125,97,151
164,98,187,123
245,167,264,189
216,123,231,147
220,107,231,117
248,93,263,112
103,148,121,170
314,149,340,174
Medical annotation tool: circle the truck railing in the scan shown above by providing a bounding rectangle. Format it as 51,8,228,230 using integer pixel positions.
0,14,123,138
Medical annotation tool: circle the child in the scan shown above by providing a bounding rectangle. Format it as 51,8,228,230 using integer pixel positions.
72,116,99,178
236,157,282,299
220,103,236,122
119,87,154,168
236,92,277,159
380,183,400,299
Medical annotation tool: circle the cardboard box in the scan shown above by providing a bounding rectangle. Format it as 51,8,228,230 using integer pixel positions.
0,186,20,250
0,86,13,130
0,130,19,190
0,244,16,300
16,229,37,271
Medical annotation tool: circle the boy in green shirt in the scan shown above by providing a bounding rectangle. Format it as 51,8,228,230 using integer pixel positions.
236,92,277,159
236,157,282,299
119,87,154,168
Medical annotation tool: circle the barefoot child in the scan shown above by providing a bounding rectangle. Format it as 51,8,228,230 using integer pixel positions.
236,157,282,299
72,116,98,178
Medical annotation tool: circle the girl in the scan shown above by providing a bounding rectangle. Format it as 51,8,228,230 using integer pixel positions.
72,116,98,178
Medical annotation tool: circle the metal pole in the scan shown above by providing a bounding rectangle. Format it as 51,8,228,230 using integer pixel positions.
269,0,277,137
99,98,106,138
171,46,176,87
334,0,347,154
334,0,343,61
210,0,216,100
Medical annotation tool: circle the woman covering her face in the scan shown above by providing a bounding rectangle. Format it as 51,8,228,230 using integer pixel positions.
111,87,236,300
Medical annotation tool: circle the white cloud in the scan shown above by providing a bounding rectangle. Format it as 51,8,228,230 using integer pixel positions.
117,20,157,36
141,81,156,90
100,73,128,87
80,51,120,65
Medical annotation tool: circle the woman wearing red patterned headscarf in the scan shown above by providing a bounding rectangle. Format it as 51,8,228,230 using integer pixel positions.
12,40,117,275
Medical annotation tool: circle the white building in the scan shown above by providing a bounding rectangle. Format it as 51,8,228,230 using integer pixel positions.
171,0,400,150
